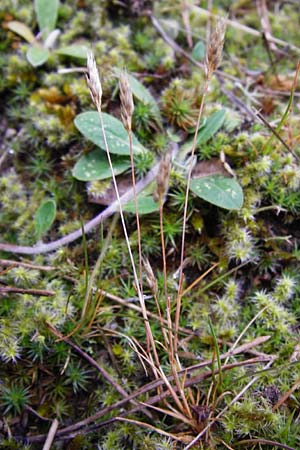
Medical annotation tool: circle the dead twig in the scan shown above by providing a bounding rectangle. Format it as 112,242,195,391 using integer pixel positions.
235,438,296,450
0,286,55,296
254,109,299,159
272,378,300,412
184,358,275,449
0,259,55,271
26,338,272,442
191,6,300,55
0,154,171,255
42,419,59,450
256,0,278,53
46,322,139,402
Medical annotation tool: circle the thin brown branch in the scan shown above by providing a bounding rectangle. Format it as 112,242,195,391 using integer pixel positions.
191,6,300,55
256,0,278,53
255,110,299,159
0,155,171,255
235,438,296,450
46,322,135,401
0,286,55,296
0,259,55,271
27,345,272,442
42,419,59,450
272,377,300,412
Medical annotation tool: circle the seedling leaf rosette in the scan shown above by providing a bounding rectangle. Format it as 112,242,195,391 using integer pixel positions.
7,0,88,66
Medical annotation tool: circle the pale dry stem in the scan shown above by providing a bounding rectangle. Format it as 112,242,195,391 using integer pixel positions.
86,52,157,368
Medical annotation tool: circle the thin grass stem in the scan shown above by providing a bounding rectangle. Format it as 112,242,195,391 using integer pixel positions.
175,79,210,355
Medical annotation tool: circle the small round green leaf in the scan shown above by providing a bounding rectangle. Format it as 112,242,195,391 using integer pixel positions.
72,150,130,181
56,45,88,59
192,41,205,61
35,199,56,239
74,111,146,155
123,195,159,215
26,45,49,67
190,175,243,210
7,20,35,43
34,0,59,39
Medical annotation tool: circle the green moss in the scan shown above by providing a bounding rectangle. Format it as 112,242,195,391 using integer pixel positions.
1,1,300,448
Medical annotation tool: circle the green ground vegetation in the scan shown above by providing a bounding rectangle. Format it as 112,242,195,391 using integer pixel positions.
1,0,300,449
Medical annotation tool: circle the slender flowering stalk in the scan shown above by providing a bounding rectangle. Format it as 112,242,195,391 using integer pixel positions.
175,19,226,357
119,70,143,301
86,52,151,353
118,71,187,411
85,53,175,388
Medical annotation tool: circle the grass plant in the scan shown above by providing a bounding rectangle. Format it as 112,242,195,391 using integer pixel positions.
1,1,300,449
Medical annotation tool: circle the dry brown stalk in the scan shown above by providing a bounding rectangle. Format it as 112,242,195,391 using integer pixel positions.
0,259,55,271
42,419,59,450
0,286,55,296
272,377,300,412
234,439,296,450
46,322,142,409
85,53,185,413
175,18,227,359
119,70,144,324
27,340,272,443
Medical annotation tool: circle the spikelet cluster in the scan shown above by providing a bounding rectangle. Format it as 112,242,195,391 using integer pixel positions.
86,51,102,108
205,18,226,80
153,152,172,202
119,70,134,132
143,258,158,296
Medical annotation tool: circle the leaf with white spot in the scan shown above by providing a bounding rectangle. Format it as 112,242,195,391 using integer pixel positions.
74,111,147,155
190,175,243,210
72,149,130,181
